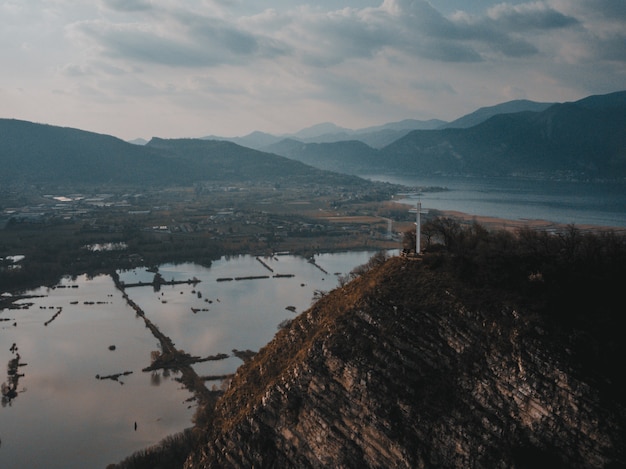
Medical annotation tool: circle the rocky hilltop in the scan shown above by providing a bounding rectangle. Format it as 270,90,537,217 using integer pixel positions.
176,225,625,469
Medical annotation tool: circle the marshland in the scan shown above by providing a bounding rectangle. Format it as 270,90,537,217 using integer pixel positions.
0,251,389,469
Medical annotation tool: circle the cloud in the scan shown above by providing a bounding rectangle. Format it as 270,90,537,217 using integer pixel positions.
487,2,579,30
411,78,457,94
70,0,539,71
69,11,287,68
61,63,90,77
297,0,578,63
63,0,593,77
561,0,626,21
3,0,625,139
267,1,488,65
546,0,626,63
71,21,206,67
190,21,258,55
441,2,579,59
590,33,626,62
101,0,153,12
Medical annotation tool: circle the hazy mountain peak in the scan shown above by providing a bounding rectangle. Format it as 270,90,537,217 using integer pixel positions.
199,130,281,150
356,118,447,133
442,99,555,129
291,122,352,139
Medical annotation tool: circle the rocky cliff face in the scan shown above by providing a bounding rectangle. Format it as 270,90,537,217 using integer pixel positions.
185,255,625,468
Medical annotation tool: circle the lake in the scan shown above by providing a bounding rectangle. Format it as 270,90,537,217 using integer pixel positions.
366,175,626,229
0,250,389,469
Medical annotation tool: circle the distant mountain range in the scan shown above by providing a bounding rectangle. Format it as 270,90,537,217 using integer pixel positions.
1,90,625,187
253,91,626,180
0,120,363,188
199,100,554,150
201,118,447,150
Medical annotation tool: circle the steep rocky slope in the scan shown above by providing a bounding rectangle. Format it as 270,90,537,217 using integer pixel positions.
184,243,625,468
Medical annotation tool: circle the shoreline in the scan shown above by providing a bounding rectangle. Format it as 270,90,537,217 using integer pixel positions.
436,209,626,233
2,208,624,304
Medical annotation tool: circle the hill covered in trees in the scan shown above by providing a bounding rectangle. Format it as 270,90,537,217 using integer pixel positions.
113,221,626,468
0,119,368,189
380,92,626,178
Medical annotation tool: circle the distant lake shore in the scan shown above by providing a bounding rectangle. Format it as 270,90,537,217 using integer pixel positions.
369,175,626,229
434,209,626,233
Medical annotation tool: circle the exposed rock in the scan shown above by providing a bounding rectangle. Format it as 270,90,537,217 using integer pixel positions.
185,255,625,469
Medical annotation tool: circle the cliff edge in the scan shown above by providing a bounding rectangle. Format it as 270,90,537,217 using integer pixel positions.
183,227,626,468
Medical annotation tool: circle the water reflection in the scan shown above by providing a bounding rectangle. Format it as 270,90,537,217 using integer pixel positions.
84,242,128,252
0,250,390,469
1,343,25,407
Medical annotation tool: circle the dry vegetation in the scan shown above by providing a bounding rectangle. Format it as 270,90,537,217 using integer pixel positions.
109,217,626,468
194,219,626,453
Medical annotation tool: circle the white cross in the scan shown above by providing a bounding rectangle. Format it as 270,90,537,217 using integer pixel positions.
409,201,428,254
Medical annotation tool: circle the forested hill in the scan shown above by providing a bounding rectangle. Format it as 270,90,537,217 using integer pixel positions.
183,225,625,469
0,119,365,188
0,118,180,185
113,222,626,469
380,91,626,178
144,137,366,185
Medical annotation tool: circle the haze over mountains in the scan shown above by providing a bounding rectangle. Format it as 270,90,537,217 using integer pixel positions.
202,118,448,150
205,99,554,150
1,90,625,187
258,91,626,179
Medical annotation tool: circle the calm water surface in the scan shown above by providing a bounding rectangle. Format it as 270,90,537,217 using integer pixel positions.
0,251,387,469
366,175,626,228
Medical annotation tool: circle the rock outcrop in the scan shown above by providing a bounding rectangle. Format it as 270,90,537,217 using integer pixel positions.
184,254,625,468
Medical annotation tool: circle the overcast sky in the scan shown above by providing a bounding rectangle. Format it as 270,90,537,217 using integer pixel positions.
1,0,625,140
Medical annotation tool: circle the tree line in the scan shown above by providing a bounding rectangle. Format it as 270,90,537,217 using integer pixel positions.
406,216,626,399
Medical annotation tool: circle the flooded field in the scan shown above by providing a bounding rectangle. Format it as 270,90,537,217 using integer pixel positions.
0,250,390,469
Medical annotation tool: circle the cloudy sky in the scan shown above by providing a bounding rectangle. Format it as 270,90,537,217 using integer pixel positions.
1,0,625,140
